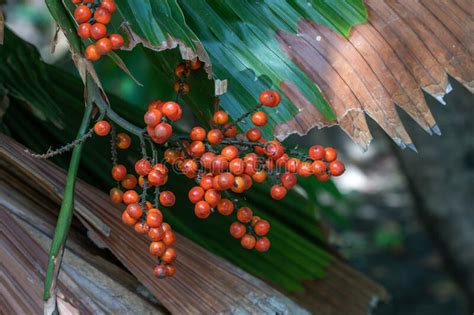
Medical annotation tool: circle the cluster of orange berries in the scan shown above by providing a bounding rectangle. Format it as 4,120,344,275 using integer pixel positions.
72,0,124,61
90,60,345,277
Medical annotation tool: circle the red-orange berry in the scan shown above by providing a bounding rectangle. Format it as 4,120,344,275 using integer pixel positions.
215,172,234,190
217,198,234,216
126,203,143,219
146,209,163,228
90,23,107,40
123,190,140,204
190,126,206,141
204,189,221,207
231,176,246,194
74,5,91,23
207,129,223,145
297,162,313,177
154,122,172,144
229,158,244,175
166,265,176,277
329,160,345,176
134,222,150,234
94,7,112,24
153,265,167,278
189,141,206,157
147,169,166,186
159,191,176,207
109,187,123,204
252,170,267,183
324,147,337,162
175,63,191,77
121,174,137,189
100,0,116,13
116,132,131,149
173,81,190,94
161,101,181,121
246,128,262,142
270,185,287,200
85,44,101,61
188,186,205,203
182,159,198,178
199,174,214,190
194,201,211,219
109,33,124,50
265,140,284,160
148,226,164,241
286,158,301,173
189,59,202,70
96,37,112,55
251,111,267,126
241,234,256,250
163,230,176,246
230,222,246,239
77,23,91,38
211,155,229,174
161,248,177,264
144,109,162,127
223,124,237,138
121,211,137,226
200,152,215,169
280,172,297,189
316,173,331,182
94,120,110,136
112,164,127,181
254,220,270,236
255,237,271,252
149,241,166,256
164,149,181,165
311,160,327,176
213,111,229,125
237,207,253,223
259,90,281,107
308,145,325,160
135,159,152,176
221,145,239,160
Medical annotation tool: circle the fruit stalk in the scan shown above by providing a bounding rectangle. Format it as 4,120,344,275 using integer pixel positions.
43,102,93,313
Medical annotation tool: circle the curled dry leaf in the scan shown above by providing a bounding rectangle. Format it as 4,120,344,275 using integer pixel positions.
276,0,473,150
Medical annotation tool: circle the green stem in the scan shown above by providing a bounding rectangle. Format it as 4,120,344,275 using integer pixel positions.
43,102,93,311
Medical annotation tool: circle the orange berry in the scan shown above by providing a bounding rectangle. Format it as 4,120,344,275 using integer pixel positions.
146,209,163,228
251,111,267,126
255,237,271,252
308,145,325,160
148,226,164,241
223,123,237,138
149,241,166,256
194,201,211,219
94,120,110,136
259,90,281,107
189,58,202,70
161,222,172,232
159,191,176,207
240,234,256,250
190,126,206,141
199,174,214,190
90,23,107,40
188,186,205,203
270,185,287,200
116,132,131,149
254,220,270,236
189,141,206,157
94,7,112,24
237,207,253,223
241,174,253,190
164,149,181,165
329,160,345,176
135,159,152,176
166,265,176,277
280,172,297,189
297,162,313,177
316,173,331,182
286,158,301,173
77,23,91,38
207,129,223,145
161,248,177,264
229,158,244,175
324,147,337,162
211,155,229,174
100,0,116,13
200,152,215,169
215,173,234,190
148,169,166,186
134,222,150,234
175,63,191,77
126,203,143,219
213,111,229,125
163,230,176,246
144,109,162,127
182,159,198,178
161,101,181,121
85,44,101,61
123,190,140,204
74,5,91,23
112,164,127,181
230,222,246,238
153,265,167,278
252,170,267,183
153,122,172,144
217,198,234,215
221,145,239,160
204,189,221,207
109,33,124,50
121,211,137,226
246,128,262,141
311,160,327,176
231,176,246,193
265,140,284,160
96,37,112,55
109,187,123,204
121,174,137,189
